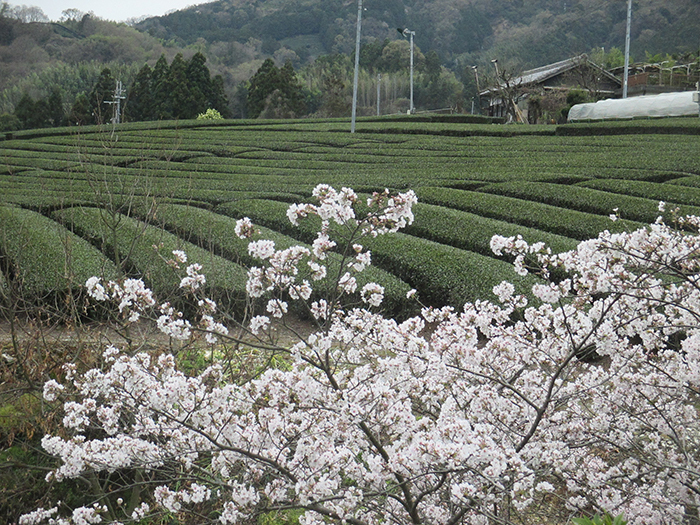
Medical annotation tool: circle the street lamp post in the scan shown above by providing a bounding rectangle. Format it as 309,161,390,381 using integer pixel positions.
471,65,481,114
490,58,500,78
398,27,415,114
351,0,364,133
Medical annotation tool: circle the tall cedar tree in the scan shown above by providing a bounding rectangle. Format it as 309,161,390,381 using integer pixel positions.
126,64,154,121
151,54,174,120
184,52,211,118
247,59,306,118
168,53,192,119
210,75,230,117
247,58,279,118
14,94,36,129
46,88,65,127
89,68,116,124
69,93,91,125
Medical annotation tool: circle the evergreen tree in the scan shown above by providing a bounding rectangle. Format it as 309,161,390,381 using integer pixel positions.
69,93,92,125
210,75,230,117
152,54,174,120
89,68,116,124
46,88,65,127
319,72,349,117
169,53,193,119
247,58,280,118
247,59,306,119
278,61,306,116
185,52,211,118
126,64,154,121
14,93,35,129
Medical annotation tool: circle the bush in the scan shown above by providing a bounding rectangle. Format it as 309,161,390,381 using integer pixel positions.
196,108,224,120
136,202,415,318
216,198,539,307
416,186,642,240
0,205,118,298
52,206,248,312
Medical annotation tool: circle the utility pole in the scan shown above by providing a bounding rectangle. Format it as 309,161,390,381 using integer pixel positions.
622,0,632,98
350,0,363,133
104,80,126,124
377,73,381,116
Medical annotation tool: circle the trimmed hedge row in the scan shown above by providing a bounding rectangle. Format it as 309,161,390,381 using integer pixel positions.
0,205,118,296
416,187,642,240
52,207,248,310
478,181,700,224
579,179,700,209
215,198,539,307
138,203,415,318
408,202,579,257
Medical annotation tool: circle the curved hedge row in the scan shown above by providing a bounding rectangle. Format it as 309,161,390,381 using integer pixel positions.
137,203,415,318
579,179,700,209
478,181,700,224
408,202,579,257
416,187,642,240
0,205,118,297
52,207,248,311
215,198,539,307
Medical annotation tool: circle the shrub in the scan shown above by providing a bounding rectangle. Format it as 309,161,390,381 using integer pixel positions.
0,205,118,298
416,186,641,240
196,108,224,120
136,202,415,318
52,207,248,312
217,197,539,306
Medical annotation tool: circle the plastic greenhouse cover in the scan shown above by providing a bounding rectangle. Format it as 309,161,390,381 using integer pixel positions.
568,91,700,121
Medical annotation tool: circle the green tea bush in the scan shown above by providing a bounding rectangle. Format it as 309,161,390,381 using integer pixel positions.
0,205,118,297
139,203,414,317
580,178,700,209
408,202,579,256
479,181,700,224
52,207,248,311
416,187,642,240
216,198,538,307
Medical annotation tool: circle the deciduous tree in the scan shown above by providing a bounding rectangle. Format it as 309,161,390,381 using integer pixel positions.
21,191,700,525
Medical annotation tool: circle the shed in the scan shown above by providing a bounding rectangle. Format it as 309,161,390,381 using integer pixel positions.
481,55,621,123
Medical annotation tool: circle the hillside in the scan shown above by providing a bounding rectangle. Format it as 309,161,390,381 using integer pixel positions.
137,0,700,69
2,0,699,121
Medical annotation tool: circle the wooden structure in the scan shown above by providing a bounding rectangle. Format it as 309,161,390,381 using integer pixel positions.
481,55,621,123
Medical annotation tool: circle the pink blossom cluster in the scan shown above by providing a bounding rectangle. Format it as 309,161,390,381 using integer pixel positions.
27,193,700,525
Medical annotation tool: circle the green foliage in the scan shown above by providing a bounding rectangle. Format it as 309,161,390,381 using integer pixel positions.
0,205,118,296
140,202,414,317
215,198,537,308
572,513,627,525
197,108,224,120
52,206,248,311
0,112,19,132
415,187,642,241
1,120,699,310
479,181,700,224
248,59,306,119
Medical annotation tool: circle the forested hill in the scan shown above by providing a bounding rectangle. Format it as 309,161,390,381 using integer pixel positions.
137,0,700,69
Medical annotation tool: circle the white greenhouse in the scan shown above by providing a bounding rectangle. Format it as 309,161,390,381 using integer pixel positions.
568,91,700,121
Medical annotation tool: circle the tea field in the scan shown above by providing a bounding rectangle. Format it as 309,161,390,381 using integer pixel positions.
2,117,700,316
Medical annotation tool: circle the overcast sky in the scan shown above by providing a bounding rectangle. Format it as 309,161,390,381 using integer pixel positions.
26,1,210,23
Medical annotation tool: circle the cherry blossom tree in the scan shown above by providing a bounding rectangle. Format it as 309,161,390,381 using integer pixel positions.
22,194,700,525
